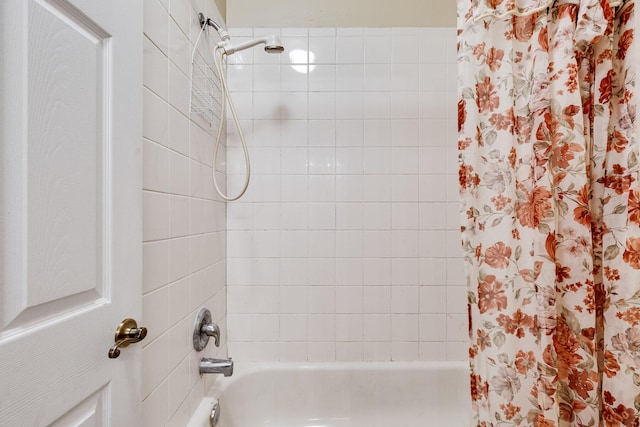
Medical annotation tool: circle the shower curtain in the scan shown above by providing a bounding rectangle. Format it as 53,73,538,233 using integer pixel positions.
458,0,638,425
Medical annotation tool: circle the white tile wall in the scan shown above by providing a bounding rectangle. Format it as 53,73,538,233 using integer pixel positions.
142,1,226,426
226,27,465,362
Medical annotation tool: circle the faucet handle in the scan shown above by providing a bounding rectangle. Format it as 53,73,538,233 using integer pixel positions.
193,308,222,351
201,322,220,347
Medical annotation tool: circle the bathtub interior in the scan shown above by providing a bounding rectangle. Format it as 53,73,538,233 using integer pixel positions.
188,362,470,427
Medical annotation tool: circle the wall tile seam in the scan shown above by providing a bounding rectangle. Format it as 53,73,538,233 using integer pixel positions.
141,229,226,243
142,263,226,298
142,286,227,342
142,185,227,202
143,32,170,62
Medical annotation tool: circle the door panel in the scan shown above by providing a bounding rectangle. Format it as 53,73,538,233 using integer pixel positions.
5,0,109,331
0,0,142,425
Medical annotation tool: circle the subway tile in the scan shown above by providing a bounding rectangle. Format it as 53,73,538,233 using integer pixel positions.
419,203,448,230
168,18,190,75
309,36,336,64
279,343,308,361
308,175,335,202
336,64,364,92
419,342,448,361
336,314,363,341
308,148,336,174
336,120,364,146
254,92,281,120
143,36,168,100
308,314,336,341
391,119,420,147
390,286,419,314
391,258,420,285
251,314,280,341
364,36,392,64
143,88,169,147
308,258,336,286
254,64,281,92
336,92,364,120
363,203,391,230
143,287,170,342
168,63,190,116
392,64,420,91
336,203,363,230
363,92,390,119
143,191,171,241
167,358,190,417
281,203,309,230
280,258,308,286
309,28,336,37
281,63,309,91
363,287,391,314
391,91,420,119
335,231,363,258
336,258,364,285
309,92,336,119
363,258,391,286
363,314,391,341
336,147,364,174
308,286,336,313
143,240,170,293
143,139,171,193
142,333,170,398
144,0,169,55
364,342,391,361
335,175,363,202
336,35,364,63
391,342,419,361
391,147,420,174
280,287,308,314
308,203,336,230
280,314,308,340
309,64,337,92
336,342,364,362
142,380,169,427
391,314,419,341
308,342,336,361
336,287,363,314
308,231,336,258
280,230,308,258
392,35,420,64
169,236,190,281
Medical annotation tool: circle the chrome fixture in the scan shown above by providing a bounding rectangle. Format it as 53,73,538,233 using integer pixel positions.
210,400,221,427
108,318,147,359
198,12,284,56
200,358,234,377
193,308,220,351
195,12,284,201
218,35,285,55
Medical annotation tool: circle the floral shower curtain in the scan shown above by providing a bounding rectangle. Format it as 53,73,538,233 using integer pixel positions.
458,0,639,425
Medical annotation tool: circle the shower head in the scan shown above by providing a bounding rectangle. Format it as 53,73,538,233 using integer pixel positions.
218,35,284,55
264,36,285,54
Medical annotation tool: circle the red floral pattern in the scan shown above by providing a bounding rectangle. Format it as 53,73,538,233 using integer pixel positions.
458,0,639,425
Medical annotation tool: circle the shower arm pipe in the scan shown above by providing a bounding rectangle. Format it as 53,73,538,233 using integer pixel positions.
218,37,269,55
198,13,230,41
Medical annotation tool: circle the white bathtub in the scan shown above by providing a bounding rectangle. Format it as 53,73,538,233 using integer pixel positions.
187,362,471,427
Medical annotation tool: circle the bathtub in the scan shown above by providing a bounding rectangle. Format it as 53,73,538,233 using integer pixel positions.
187,361,471,427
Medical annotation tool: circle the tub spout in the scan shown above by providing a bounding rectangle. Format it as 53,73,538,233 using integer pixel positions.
200,357,234,377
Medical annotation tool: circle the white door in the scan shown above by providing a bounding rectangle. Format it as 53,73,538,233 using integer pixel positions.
0,0,142,425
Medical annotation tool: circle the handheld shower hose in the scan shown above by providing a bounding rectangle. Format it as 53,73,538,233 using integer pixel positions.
211,45,250,201
193,15,284,201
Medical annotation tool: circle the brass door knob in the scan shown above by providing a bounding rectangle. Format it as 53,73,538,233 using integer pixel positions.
108,318,147,359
